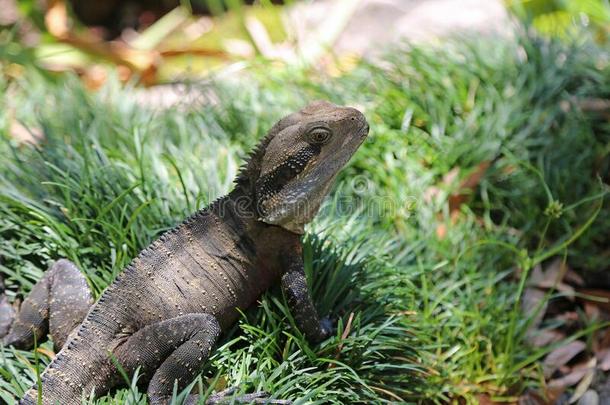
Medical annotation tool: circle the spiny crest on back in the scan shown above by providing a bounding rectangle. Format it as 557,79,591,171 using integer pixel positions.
234,128,279,188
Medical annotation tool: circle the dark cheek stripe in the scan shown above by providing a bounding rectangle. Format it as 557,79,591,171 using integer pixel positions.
256,145,321,211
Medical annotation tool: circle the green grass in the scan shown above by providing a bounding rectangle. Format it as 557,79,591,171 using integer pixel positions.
0,33,609,404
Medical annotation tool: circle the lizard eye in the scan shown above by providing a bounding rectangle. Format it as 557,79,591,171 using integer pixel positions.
307,126,332,144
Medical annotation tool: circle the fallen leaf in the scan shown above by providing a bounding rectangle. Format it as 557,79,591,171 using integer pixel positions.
584,302,600,321
459,161,491,190
596,348,610,371
528,265,546,287
527,329,565,348
549,367,588,389
528,260,574,299
448,161,490,213
544,259,566,283
544,386,567,404
477,394,505,405
522,287,547,331
568,358,596,403
548,359,594,389
564,268,585,287
551,311,579,324
544,340,586,378
596,328,610,350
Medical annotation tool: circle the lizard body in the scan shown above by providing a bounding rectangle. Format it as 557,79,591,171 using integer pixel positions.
1,101,369,404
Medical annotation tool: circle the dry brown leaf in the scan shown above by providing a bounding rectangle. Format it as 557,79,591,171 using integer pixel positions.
522,287,547,331
597,328,610,350
528,265,546,287
552,312,579,324
584,302,600,321
460,161,491,190
564,268,585,287
543,386,567,404
548,367,588,389
548,359,593,389
527,329,565,348
424,161,491,215
544,259,565,283
476,394,505,405
596,348,610,371
554,282,575,299
568,358,596,403
527,260,574,299
543,340,586,378
448,161,490,213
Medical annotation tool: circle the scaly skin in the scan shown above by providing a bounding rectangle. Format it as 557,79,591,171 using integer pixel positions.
1,101,369,405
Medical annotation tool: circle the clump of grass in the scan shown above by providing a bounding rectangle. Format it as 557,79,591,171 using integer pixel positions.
0,32,608,403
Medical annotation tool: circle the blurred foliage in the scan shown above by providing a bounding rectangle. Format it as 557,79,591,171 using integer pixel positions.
507,0,610,42
0,0,300,85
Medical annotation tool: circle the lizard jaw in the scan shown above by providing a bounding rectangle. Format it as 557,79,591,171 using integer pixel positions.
260,171,338,234
260,120,368,234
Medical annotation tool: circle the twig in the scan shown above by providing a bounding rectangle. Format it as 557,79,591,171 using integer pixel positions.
328,312,354,369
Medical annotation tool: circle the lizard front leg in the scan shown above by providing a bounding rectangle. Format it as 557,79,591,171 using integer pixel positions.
2,259,93,351
281,245,332,343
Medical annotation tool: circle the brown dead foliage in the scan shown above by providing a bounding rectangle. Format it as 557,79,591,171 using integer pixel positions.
519,258,610,403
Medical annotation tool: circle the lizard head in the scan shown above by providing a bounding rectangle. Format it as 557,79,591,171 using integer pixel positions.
237,100,369,234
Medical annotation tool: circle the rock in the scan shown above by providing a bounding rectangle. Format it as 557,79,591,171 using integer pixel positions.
578,390,599,405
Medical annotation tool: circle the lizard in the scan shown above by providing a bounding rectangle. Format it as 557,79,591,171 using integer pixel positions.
0,100,369,405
